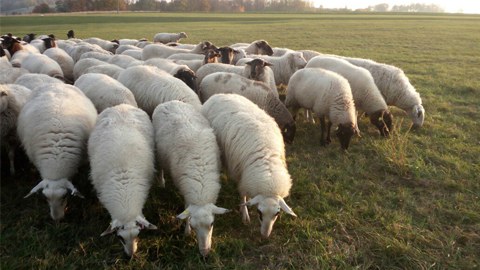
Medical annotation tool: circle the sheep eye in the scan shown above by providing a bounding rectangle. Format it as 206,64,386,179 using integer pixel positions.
257,209,263,221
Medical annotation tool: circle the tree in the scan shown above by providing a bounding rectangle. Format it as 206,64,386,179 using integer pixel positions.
32,3,52,13
373,3,389,12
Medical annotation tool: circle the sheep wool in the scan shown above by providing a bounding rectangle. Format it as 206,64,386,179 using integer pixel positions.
18,83,97,220
201,94,297,238
152,100,228,257
88,104,157,257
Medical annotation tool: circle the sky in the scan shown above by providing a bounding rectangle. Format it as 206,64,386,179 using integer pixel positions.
311,0,480,14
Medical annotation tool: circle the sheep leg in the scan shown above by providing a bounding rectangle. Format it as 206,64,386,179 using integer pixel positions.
319,116,328,146
156,170,165,188
184,219,192,236
326,120,332,144
7,144,16,175
240,196,250,224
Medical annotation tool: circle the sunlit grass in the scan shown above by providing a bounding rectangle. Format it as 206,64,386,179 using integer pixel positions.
1,12,479,269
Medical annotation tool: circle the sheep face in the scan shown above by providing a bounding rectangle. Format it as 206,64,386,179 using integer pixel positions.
369,109,392,137
282,122,296,144
24,179,84,221
67,30,75,39
255,40,273,56
411,104,425,128
245,58,272,80
179,32,188,39
336,122,356,150
23,33,36,43
290,52,307,69
174,69,197,92
177,204,229,257
218,47,236,64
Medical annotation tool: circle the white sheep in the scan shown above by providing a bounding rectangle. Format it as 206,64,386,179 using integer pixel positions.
306,56,393,136
343,56,425,128
83,64,125,80
117,65,202,116
153,32,187,44
14,73,64,91
78,51,114,62
68,43,112,62
0,84,32,175
120,49,143,60
144,58,197,91
0,65,29,84
43,47,75,83
285,68,359,150
171,49,221,73
298,49,323,62
199,72,296,144
74,73,138,113
73,58,107,80
18,53,65,81
167,53,204,61
141,41,216,60
115,44,141,55
195,59,277,96
88,104,157,257
117,38,147,46
201,94,297,238
29,37,56,53
107,54,144,69
152,101,229,256
19,83,97,220
83,37,119,54
230,40,274,56
237,51,307,86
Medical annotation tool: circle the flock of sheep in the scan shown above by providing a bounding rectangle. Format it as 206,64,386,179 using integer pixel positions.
0,30,424,257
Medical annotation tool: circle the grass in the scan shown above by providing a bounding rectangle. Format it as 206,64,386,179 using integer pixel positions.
1,12,480,269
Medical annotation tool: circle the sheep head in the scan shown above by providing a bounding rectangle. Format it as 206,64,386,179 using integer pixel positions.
174,68,197,92
411,104,425,128
177,204,230,257
336,122,357,150
67,30,75,39
245,58,273,81
24,178,84,220
255,40,273,56
369,109,393,137
101,216,157,257
244,195,296,238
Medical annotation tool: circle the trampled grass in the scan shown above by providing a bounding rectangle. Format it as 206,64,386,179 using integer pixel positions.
1,12,479,269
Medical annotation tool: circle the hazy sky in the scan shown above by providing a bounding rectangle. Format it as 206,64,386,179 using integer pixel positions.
311,0,480,14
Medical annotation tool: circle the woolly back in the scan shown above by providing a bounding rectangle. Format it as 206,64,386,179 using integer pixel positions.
201,94,291,197
14,73,63,91
118,65,201,115
153,101,221,205
17,84,97,180
88,104,154,223
1,84,31,138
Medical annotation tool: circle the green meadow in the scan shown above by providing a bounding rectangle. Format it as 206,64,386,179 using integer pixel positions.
1,12,479,269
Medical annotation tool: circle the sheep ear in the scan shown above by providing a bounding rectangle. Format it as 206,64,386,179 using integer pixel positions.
279,198,297,217
24,180,47,198
100,224,117,237
177,207,191,220
245,60,254,66
65,180,84,198
212,205,231,215
263,61,273,67
136,216,157,230
246,195,264,207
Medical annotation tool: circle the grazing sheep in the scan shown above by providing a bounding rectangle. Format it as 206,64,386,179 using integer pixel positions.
199,72,296,144
120,49,143,60
18,53,65,81
171,49,221,72
230,40,274,56
83,37,119,54
115,44,141,55
14,73,64,91
144,58,197,91
142,41,217,60
29,37,56,53
152,101,229,256
2,35,39,57
78,51,114,62
117,65,202,116
299,49,323,62
306,56,393,137
83,64,125,80
0,65,29,84
43,47,75,83
107,54,144,69
237,51,307,86
68,43,112,62
19,84,97,220
74,73,138,113
73,58,108,80
195,59,277,96
153,32,187,44
167,53,204,61
117,38,148,46
285,68,359,150
201,94,297,238
343,57,425,128
0,84,32,175
88,104,157,257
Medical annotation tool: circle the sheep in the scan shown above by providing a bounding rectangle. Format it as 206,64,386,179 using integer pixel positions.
272,47,295,57
116,38,148,46
68,43,112,62
1,35,39,57
83,37,119,54
201,94,297,238
152,101,229,256
115,44,141,55
167,53,204,61
237,51,307,86
195,59,277,96
165,42,197,49
153,32,187,44
120,49,143,60
0,65,29,84
230,40,274,56
141,41,217,60
43,47,75,83
217,46,241,65
83,64,125,80
171,49,221,72
74,73,137,113
299,49,323,62
88,104,157,257
342,56,425,128
306,56,393,137
14,73,64,91
19,83,97,220
78,51,114,62
73,58,108,80
29,37,56,53
67,30,75,39
135,40,152,48
18,53,65,81
144,58,197,91
285,68,359,150
22,33,36,43
199,72,296,144
117,65,202,116
107,54,144,69
1,84,32,175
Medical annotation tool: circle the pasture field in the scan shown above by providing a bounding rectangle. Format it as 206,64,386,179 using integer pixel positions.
1,12,479,269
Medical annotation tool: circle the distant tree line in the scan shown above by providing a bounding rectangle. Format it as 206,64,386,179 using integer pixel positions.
1,0,446,14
